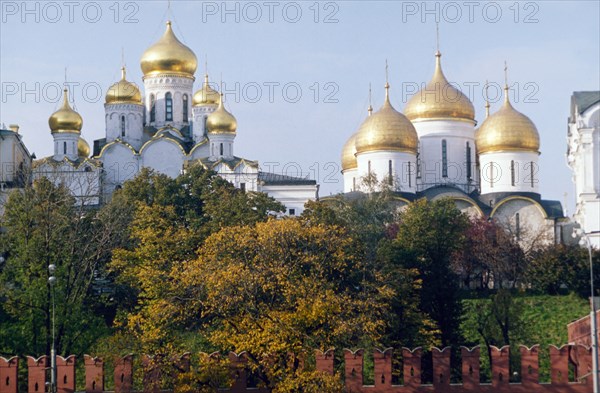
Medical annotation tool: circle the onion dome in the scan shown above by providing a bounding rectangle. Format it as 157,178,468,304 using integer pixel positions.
140,21,198,77
341,133,358,172
105,67,142,104
206,94,237,134
193,74,219,106
78,136,91,158
49,89,83,134
404,51,475,122
355,84,418,154
476,85,540,154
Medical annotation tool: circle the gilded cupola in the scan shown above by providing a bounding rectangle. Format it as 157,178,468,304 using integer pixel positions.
78,136,91,158
355,83,418,154
105,67,142,104
475,85,540,154
49,89,83,134
404,51,475,123
193,74,220,106
206,94,237,134
341,133,358,172
140,21,198,77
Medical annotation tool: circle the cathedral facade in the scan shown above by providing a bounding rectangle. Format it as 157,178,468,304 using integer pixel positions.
31,21,317,215
340,51,566,246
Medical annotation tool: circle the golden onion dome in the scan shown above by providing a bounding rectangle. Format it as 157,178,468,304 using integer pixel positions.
341,133,358,171
106,67,142,104
78,136,91,158
193,74,219,106
405,52,475,123
476,86,540,154
49,89,83,134
140,21,198,77
355,84,418,154
206,94,237,134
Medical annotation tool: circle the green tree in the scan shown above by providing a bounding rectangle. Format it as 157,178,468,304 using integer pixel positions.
0,178,117,356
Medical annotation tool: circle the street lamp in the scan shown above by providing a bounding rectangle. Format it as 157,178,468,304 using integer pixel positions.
48,264,57,393
574,228,599,392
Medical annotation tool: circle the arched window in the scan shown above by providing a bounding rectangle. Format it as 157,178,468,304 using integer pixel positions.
408,162,412,188
183,94,189,122
368,160,372,174
466,142,472,180
165,92,173,121
63,141,67,154
442,139,448,178
150,94,156,123
530,161,535,187
219,143,224,156
121,115,126,137
388,160,393,185
511,160,516,186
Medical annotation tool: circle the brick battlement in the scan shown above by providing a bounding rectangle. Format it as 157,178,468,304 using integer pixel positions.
0,345,593,393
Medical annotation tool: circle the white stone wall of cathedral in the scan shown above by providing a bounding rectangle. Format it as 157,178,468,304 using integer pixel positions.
342,168,358,193
491,198,554,247
143,74,194,129
218,170,259,192
100,143,139,195
33,162,101,206
192,105,217,143
208,133,235,160
479,151,540,195
413,119,477,193
140,139,185,178
52,132,79,161
105,104,145,150
259,184,317,215
356,150,417,193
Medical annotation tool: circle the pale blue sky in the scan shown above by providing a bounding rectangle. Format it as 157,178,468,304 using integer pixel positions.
1,1,599,214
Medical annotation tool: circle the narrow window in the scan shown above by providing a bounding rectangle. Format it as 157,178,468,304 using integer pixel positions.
121,115,126,137
165,92,173,121
442,139,448,178
416,141,421,179
182,94,189,121
352,177,356,191
220,143,224,156
63,141,67,154
368,160,372,174
511,160,516,186
466,142,472,180
289,208,296,216
530,161,535,187
408,162,412,188
150,94,156,122
388,160,393,185
515,213,521,241
240,182,246,192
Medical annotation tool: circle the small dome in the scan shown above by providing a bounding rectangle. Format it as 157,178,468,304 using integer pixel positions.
476,86,540,154
206,94,237,134
49,89,83,134
355,85,418,154
78,137,91,158
140,21,198,77
193,74,219,106
106,67,142,104
341,133,358,171
404,52,475,122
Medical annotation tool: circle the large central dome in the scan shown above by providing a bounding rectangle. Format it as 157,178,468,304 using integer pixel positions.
140,21,198,77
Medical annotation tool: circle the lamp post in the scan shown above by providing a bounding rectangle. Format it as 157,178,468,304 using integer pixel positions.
48,264,57,393
575,228,599,392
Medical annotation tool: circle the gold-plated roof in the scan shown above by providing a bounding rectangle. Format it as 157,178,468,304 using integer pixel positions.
341,133,358,171
193,74,219,106
206,94,237,134
105,67,142,104
78,136,91,158
140,21,198,77
475,86,540,154
404,52,475,122
355,84,418,154
49,89,83,134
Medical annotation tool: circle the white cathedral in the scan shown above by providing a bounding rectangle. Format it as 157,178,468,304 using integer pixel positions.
32,21,317,215
340,50,569,246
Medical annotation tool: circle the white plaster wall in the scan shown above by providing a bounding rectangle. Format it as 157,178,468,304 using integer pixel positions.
192,105,217,143
491,198,554,247
259,184,317,215
143,75,194,129
342,168,358,193
33,162,101,205
52,132,79,161
140,139,185,178
189,142,210,160
413,119,477,192
214,162,259,192
105,104,145,150
208,133,235,160
101,143,139,194
356,150,416,193
479,151,540,195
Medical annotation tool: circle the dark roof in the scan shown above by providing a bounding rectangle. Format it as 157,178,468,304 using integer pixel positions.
572,91,600,115
259,172,316,186
195,156,258,170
